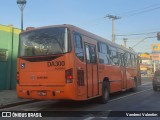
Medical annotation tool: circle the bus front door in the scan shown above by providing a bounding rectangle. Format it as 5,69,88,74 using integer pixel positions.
85,43,99,98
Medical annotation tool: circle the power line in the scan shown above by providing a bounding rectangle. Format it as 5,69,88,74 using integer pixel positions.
116,37,145,40
117,2,160,18
79,3,160,27
116,31,157,37
104,15,121,20
124,6,160,17
132,36,157,48
120,3,160,16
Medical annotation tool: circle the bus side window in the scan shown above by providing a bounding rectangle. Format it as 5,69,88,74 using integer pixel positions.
98,42,109,64
73,33,84,62
124,53,128,67
90,46,97,63
120,53,125,66
86,45,91,63
135,55,138,65
108,46,119,65
131,54,136,67
126,53,132,67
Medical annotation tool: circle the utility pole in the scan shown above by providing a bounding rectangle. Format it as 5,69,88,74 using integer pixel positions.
17,0,27,31
105,15,121,42
154,61,156,72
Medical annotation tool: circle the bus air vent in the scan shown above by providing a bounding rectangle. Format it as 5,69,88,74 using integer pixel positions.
77,70,84,86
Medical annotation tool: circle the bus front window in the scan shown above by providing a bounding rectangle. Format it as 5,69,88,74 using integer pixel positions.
19,27,70,57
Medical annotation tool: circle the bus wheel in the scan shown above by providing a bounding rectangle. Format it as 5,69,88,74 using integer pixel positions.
153,85,158,91
130,78,137,92
98,81,109,104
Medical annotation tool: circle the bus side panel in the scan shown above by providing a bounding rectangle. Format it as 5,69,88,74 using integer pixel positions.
107,66,122,93
71,31,88,100
98,64,104,96
74,57,87,100
98,64,122,93
126,67,136,89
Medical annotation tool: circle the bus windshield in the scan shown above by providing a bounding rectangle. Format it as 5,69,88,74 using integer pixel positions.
19,27,70,57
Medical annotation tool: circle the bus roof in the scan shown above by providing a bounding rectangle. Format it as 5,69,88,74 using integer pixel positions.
23,24,137,55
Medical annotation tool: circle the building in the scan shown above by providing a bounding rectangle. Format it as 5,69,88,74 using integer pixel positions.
151,44,160,71
151,44,160,62
139,53,153,74
0,24,21,90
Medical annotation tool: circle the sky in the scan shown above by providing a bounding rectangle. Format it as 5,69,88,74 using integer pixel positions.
1,0,160,53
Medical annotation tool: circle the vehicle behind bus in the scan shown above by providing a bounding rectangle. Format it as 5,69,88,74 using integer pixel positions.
153,70,160,91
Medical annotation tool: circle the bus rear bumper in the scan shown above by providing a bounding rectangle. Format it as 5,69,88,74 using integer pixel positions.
16,85,76,100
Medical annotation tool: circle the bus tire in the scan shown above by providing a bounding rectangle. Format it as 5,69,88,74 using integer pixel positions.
153,85,158,91
130,78,137,92
98,81,109,104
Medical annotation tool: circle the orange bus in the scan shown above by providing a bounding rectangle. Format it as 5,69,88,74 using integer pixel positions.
16,24,141,103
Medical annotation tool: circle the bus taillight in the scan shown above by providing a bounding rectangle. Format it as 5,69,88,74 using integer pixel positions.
65,68,73,83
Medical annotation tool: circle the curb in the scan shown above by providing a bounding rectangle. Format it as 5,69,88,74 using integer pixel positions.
0,100,39,109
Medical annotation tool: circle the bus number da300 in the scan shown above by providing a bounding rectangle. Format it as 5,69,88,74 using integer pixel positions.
47,61,65,67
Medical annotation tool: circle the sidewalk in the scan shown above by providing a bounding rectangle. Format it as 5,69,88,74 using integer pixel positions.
0,90,36,109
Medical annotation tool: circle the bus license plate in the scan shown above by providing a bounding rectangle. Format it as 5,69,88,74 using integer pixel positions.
38,91,47,96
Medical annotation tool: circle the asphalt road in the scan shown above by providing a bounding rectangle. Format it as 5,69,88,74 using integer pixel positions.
1,77,160,120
